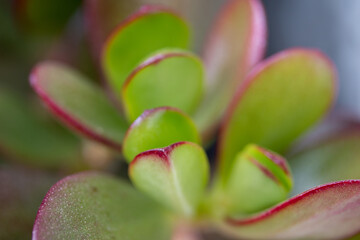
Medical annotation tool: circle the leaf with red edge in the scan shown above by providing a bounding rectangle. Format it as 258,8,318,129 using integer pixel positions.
194,0,266,140
33,171,172,240
30,61,128,150
129,141,209,217
222,180,360,239
122,49,204,122
123,107,201,162
102,5,190,94
218,48,337,182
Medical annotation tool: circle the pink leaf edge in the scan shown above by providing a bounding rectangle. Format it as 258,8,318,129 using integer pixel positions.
101,4,183,67
203,0,267,68
226,180,360,239
30,62,122,150
217,48,338,165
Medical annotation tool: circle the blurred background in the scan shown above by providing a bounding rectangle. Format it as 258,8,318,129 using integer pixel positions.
1,0,360,239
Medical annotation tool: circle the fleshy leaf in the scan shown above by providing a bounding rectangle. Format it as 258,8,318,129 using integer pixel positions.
123,107,201,162
290,127,360,194
223,144,292,215
0,90,83,169
33,171,172,240
102,5,190,94
122,49,204,122
223,180,360,239
218,49,336,181
194,0,266,140
129,141,209,217
0,166,58,240
30,61,128,150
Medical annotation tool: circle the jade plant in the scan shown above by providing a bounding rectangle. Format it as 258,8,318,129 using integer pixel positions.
27,0,360,240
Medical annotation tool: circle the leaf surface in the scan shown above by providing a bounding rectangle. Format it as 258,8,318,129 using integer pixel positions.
218,49,336,181
130,141,209,216
122,49,204,122
33,172,171,240
224,180,360,240
30,61,128,150
194,0,266,140
123,107,200,162
102,5,190,94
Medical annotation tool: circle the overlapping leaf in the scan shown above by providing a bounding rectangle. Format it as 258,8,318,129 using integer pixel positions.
102,6,190,94
122,49,204,122
218,49,336,181
194,0,266,140
123,107,200,162
130,141,209,217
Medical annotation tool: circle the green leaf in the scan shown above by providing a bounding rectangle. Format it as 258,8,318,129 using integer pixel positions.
290,128,360,194
122,49,204,122
123,107,201,162
0,90,83,169
0,166,58,240
218,48,336,182
33,172,172,240
194,0,266,141
129,141,209,217
223,180,360,239
30,61,128,150
223,144,292,215
102,5,190,94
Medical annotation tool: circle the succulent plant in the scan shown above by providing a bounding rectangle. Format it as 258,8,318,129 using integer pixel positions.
1,0,360,239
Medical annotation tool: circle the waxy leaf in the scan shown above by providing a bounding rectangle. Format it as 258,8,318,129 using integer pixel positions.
0,166,58,240
291,129,360,194
130,141,209,217
194,0,266,139
102,5,190,93
224,180,360,239
224,144,292,215
123,107,201,162
122,49,204,122
0,90,83,169
33,172,171,240
218,49,336,181
30,61,128,150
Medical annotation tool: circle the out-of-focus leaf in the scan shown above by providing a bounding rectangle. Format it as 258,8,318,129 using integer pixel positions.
102,5,190,94
14,0,81,34
290,128,360,194
33,171,172,240
223,180,360,240
0,166,58,240
0,90,83,169
30,61,128,150
122,49,204,122
194,0,266,141
130,141,209,216
223,144,292,215
123,107,201,162
218,49,336,182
